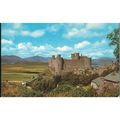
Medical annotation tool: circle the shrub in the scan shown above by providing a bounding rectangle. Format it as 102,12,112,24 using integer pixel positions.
71,86,96,97
52,84,73,93
60,72,80,85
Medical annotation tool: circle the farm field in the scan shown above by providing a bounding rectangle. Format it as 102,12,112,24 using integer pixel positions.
1,62,48,82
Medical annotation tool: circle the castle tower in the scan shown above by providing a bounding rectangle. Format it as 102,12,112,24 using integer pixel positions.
55,54,63,74
75,53,79,59
48,55,55,70
71,53,75,60
73,53,79,60
82,57,92,69
52,55,55,59
71,53,80,60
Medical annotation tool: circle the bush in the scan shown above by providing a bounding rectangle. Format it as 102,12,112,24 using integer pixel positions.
60,72,80,85
29,74,61,92
71,86,96,97
53,75,62,85
60,72,99,86
45,84,97,97
52,84,73,93
20,69,99,96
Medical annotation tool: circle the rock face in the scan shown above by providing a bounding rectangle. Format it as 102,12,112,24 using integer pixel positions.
91,71,119,96
48,53,92,75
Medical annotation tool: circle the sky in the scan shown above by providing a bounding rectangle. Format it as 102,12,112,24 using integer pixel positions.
1,23,118,59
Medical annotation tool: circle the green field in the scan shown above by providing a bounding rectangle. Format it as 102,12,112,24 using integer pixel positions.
1,62,48,81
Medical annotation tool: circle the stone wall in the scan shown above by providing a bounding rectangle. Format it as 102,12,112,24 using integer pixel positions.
49,53,92,75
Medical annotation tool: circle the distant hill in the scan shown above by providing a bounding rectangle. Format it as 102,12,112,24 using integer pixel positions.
92,57,116,67
24,56,50,62
1,55,50,64
1,55,24,64
1,55,116,65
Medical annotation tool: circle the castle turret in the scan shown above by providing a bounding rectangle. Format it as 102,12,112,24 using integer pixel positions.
55,54,64,74
81,56,92,69
48,55,55,70
56,54,61,58
71,53,75,60
48,54,64,74
71,53,80,60
52,55,55,59
75,53,79,59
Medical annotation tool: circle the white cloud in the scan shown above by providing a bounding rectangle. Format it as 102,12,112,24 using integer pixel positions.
56,46,72,52
74,41,91,49
47,25,60,32
2,29,16,36
17,42,50,53
89,51,104,57
82,50,103,59
2,39,13,45
63,23,105,39
13,23,22,29
18,43,27,50
31,30,45,37
18,42,33,50
65,28,79,38
86,23,105,29
94,39,107,46
21,30,45,38
9,47,16,51
2,47,8,51
81,46,115,59
2,40,114,59
32,46,46,51
21,31,29,35
64,27,102,39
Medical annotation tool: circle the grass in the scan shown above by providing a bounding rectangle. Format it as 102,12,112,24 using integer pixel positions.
1,62,48,81
2,73,36,81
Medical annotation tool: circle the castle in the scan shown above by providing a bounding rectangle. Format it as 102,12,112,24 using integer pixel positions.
49,53,92,75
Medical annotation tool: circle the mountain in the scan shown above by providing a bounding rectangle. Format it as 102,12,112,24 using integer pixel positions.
1,55,24,64
92,57,116,67
1,55,50,64
1,55,116,65
24,56,50,62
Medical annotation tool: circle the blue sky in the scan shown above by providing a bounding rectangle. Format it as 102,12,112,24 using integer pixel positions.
1,23,118,59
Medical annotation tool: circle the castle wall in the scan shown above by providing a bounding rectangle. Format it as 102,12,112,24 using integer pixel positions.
49,53,92,75
63,60,85,72
48,55,64,74
80,56,91,69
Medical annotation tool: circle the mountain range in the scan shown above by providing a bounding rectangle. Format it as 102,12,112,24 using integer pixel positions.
92,57,116,66
1,55,50,64
1,55,116,66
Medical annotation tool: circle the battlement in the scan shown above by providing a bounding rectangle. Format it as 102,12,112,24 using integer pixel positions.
56,54,62,59
49,53,92,75
71,53,80,60
51,54,62,59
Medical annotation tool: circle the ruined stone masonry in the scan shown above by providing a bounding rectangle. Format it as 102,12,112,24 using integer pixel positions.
49,53,92,75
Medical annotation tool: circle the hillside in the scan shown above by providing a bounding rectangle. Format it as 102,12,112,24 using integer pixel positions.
92,57,116,67
24,56,49,62
1,55,24,64
1,55,50,64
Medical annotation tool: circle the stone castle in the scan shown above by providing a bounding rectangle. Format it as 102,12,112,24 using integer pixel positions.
49,53,92,75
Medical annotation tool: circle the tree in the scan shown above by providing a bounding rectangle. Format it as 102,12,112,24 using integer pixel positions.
107,26,120,61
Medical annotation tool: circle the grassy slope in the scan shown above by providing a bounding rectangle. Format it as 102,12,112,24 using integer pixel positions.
1,62,48,81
